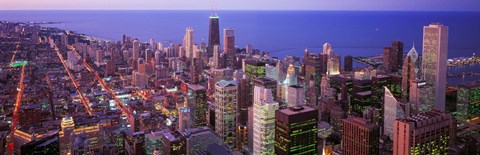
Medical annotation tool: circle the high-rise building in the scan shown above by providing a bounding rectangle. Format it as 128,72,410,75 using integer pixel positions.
392,41,404,71
183,27,194,58
401,45,419,101
456,81,480,120
342,116,379,155
208,14,220,57
178,106,191,132
383,86,407,140
161,130,187,155
287,85,304,107
422,23,448,112
280,64,298,103
393,110,456,155
215,80,238,149
237,76,251,126
187,84,208,127
254,77,278,101
133,39,140,61
59,116,104,155
344,55,353,72
213,45,222,69
223,28,235,54
383,47,393,73
244,60,266,83
154,50,162,66
224,28,235,68
275,106,318,155
253,86,279,155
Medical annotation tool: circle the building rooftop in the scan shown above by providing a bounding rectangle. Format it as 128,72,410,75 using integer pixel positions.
342,116,377,129
278,105,316,116
216,80,237,88
188,84,206,91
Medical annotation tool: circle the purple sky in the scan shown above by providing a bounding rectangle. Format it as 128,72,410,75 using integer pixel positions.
1,0,480,11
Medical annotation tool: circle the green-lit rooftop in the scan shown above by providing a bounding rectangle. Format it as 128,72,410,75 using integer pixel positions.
10,61,28,67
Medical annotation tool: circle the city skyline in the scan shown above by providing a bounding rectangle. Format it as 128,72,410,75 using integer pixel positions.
1,0,480,11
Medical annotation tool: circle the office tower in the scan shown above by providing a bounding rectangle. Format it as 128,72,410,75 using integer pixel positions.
275,106,318,155
144,130,163,154
392,41,404,71
383,47,393,73
187,84,207,127
238,76,252,126
253,86,279,155
149,38,156,50
287,85,305,107
185,127,222,154
208,14,220,57
20,133,59,155
302,49,324,106
244,60,266,82
213,45,222,69
409,80,427,114
393,110,455,155
422,23,448,112
154,50,162,66
215,80,238,149
401,45,419,101
383,86,408,140
95,49,104,66
144,49,153,62
265,63,279,81
189,58,203,84
183,27,194,58
456,82,480,120
342,116,379,155
223,28,235,54
161,130,187,155
59,117,75,155
280,64,298,103
133,39,140,61
224,28,235,67
178,106,191,132
246,44,253,54
323,43,332,58
59,116,104,155
344,55,353,72
284,63,297,86
254,77,278,101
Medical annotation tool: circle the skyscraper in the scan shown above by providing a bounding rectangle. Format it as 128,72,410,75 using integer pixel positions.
341,116,379,155
188,84,207,127
223,28,235,54
392,41,404,71
393,110,455,155
253,86,279,155
208,14,220,57
224,28,235,68
213,45,222,69
383,86,407,140
132,39,140,61
383,47,392,73
401,45,419,101
183,27,194,58
275,106,318,155
287,85,305,107
344,55,353,72
422,23,448,112
215,80,238,149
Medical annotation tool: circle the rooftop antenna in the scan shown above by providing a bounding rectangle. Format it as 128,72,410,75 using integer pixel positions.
211,0,218,17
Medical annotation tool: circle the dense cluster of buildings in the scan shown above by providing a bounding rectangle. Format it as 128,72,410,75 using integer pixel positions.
0,12,479,155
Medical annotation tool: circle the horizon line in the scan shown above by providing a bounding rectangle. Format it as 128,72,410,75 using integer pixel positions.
0,9,479,12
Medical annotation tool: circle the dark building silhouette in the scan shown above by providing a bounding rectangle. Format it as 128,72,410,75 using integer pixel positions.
208,14,220,57
344,55,353,72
